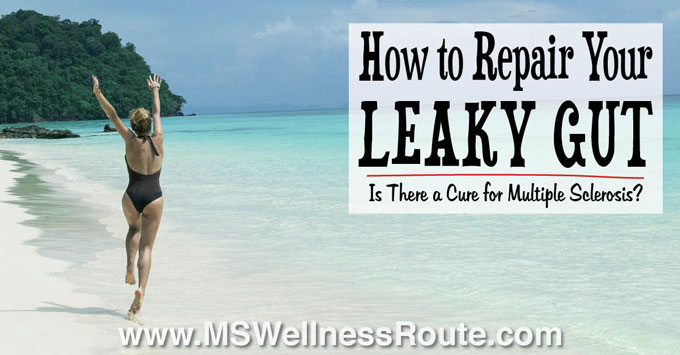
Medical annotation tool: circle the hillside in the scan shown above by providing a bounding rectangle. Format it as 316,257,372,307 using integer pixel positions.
0,10,185,123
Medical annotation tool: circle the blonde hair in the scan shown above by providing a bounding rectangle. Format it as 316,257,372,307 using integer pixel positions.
129,108,151,136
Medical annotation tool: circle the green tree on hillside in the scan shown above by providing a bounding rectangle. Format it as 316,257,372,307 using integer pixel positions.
0,10,186,123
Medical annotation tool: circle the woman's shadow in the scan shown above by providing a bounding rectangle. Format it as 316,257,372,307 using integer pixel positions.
0,301,127,320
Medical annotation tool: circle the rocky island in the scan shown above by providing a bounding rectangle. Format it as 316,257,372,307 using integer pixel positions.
0,125,79,139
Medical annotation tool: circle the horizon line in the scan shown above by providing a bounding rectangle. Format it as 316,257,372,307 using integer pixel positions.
188,93,680,116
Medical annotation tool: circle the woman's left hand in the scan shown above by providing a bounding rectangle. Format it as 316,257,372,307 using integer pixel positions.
92,75,100,94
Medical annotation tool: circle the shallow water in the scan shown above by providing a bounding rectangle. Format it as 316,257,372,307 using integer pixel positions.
1,102,679,354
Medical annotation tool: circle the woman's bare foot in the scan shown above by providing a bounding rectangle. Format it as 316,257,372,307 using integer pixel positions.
125,266,136,285
128,288,144,315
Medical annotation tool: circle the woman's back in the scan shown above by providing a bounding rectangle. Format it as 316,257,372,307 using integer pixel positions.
125,135,163,174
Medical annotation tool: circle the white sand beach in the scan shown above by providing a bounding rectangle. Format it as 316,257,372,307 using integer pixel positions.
0,158,117,354
1,108,678,355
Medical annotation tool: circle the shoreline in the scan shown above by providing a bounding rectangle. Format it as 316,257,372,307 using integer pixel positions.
0,151,120,354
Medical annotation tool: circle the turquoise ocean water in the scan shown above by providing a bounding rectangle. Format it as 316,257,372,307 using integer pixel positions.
1,100,679,354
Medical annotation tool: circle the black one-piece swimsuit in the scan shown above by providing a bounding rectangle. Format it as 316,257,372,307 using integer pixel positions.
125,135,162,213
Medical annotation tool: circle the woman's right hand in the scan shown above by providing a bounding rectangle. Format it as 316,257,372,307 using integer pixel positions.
147,74,162,91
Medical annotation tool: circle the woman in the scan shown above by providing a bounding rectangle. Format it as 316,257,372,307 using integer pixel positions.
92,74,164,319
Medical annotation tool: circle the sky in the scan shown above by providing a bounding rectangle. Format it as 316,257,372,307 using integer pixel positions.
1,0,679,114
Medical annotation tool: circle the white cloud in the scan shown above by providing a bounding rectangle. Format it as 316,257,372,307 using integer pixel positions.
351,0,378,12
317,0,565,46
316,0,378,46
378,1,563,22
255,16,302,38
666,9,680,21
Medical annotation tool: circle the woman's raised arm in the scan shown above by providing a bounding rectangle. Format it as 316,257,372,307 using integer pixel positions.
92,75,134,141
147,74,163,137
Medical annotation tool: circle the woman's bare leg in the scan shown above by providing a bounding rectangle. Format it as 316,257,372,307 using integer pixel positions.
122,194,141,285
129,197,163,315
